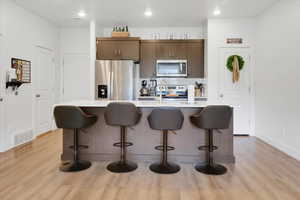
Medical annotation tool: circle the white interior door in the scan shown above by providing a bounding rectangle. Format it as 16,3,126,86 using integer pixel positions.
35,47,54,136
62,54,90,102
218,47,252,135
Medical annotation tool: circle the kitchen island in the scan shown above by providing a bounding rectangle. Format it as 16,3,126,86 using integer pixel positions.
59,100,235,164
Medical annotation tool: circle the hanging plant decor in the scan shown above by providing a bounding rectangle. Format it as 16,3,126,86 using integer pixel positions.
226,55,245,83
226,55,245,72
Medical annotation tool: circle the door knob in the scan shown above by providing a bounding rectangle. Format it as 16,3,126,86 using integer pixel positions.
0,98,3,102
36,94,41,98
220,94,224,98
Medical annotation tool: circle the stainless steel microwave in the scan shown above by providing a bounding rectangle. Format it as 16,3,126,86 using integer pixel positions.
156,60,188,77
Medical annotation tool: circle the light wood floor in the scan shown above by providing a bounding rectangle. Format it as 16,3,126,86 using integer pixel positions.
1,130,300,200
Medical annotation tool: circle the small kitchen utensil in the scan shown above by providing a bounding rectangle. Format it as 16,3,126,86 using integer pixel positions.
140,80,150,96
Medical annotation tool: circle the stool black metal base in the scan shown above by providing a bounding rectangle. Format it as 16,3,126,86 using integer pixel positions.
195,163,227,175
60,160,91,172
107,126,137,173
60,128,92,172
194,129,228,175
107,160,137,173
150,130,180,174
150,161,180,174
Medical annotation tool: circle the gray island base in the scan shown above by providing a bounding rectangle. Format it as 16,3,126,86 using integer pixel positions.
60,101,234,164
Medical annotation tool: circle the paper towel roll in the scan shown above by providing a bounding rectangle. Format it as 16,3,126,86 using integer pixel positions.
188,85,195,102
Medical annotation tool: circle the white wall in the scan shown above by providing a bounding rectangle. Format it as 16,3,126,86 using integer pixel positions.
0,0,59,151
102,26,206,39
0,0,5,150
60,28,90,54
255,0,300,160
0,0,4,36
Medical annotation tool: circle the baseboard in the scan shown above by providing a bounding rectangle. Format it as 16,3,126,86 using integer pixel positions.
36,130,55,138
256,134,300,161
0,129,58,153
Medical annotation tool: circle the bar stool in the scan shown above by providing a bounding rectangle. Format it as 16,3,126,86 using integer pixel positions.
147,107,184,174
104,102,142,173
54,106,98,172
190,105,232,175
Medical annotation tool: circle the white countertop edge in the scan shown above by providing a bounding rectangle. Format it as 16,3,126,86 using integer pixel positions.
55,100,232,108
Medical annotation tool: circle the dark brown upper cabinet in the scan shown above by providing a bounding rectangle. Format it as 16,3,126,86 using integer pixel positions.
155,41,187,59
187,40,205,78
96,38,140,61
140,39,205,78
140,41,156,78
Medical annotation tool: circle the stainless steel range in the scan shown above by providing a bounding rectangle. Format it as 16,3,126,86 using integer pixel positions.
156,85,187,98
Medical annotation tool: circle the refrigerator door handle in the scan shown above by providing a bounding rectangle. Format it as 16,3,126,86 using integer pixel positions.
110,71,114,100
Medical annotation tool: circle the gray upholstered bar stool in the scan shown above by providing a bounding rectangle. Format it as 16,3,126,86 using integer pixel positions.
104,102,142,173
190,105,232,175
147,107,184,174
54,106,97,172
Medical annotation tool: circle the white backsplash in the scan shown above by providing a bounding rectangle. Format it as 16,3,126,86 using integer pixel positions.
137,78,207,96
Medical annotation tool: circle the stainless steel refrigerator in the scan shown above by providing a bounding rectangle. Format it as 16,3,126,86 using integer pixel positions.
95,60,138,100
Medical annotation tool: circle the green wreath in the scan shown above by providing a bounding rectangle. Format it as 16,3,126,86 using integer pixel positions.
226,55,245,72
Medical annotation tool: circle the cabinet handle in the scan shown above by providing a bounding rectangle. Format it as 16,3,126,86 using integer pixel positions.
114,50,117,55
118,49,121,55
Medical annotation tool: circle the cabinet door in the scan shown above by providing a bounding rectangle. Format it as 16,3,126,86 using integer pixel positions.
118,41,140,61
155,43,170,59
97,41,119,60
155,42,187,59
173,43,187,59
187,41,204,78
140,43,156,78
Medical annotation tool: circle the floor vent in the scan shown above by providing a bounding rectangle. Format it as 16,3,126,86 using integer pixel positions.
14,130,34,146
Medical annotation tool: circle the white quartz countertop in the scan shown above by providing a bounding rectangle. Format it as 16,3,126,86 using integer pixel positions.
55,100,208,108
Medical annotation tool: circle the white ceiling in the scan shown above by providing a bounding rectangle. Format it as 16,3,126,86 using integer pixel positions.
13,0,278,27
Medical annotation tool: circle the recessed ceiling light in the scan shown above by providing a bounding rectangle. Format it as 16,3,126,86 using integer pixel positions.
78,10,86,18
213,8,221,16
144,9,152,17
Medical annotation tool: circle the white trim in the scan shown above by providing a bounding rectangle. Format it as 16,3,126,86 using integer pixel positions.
249,50,256,136
256,135,300,161
35,45,53,52
219,44,251,49
33,46,56,138
217,45,255,136
89,21,96,100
